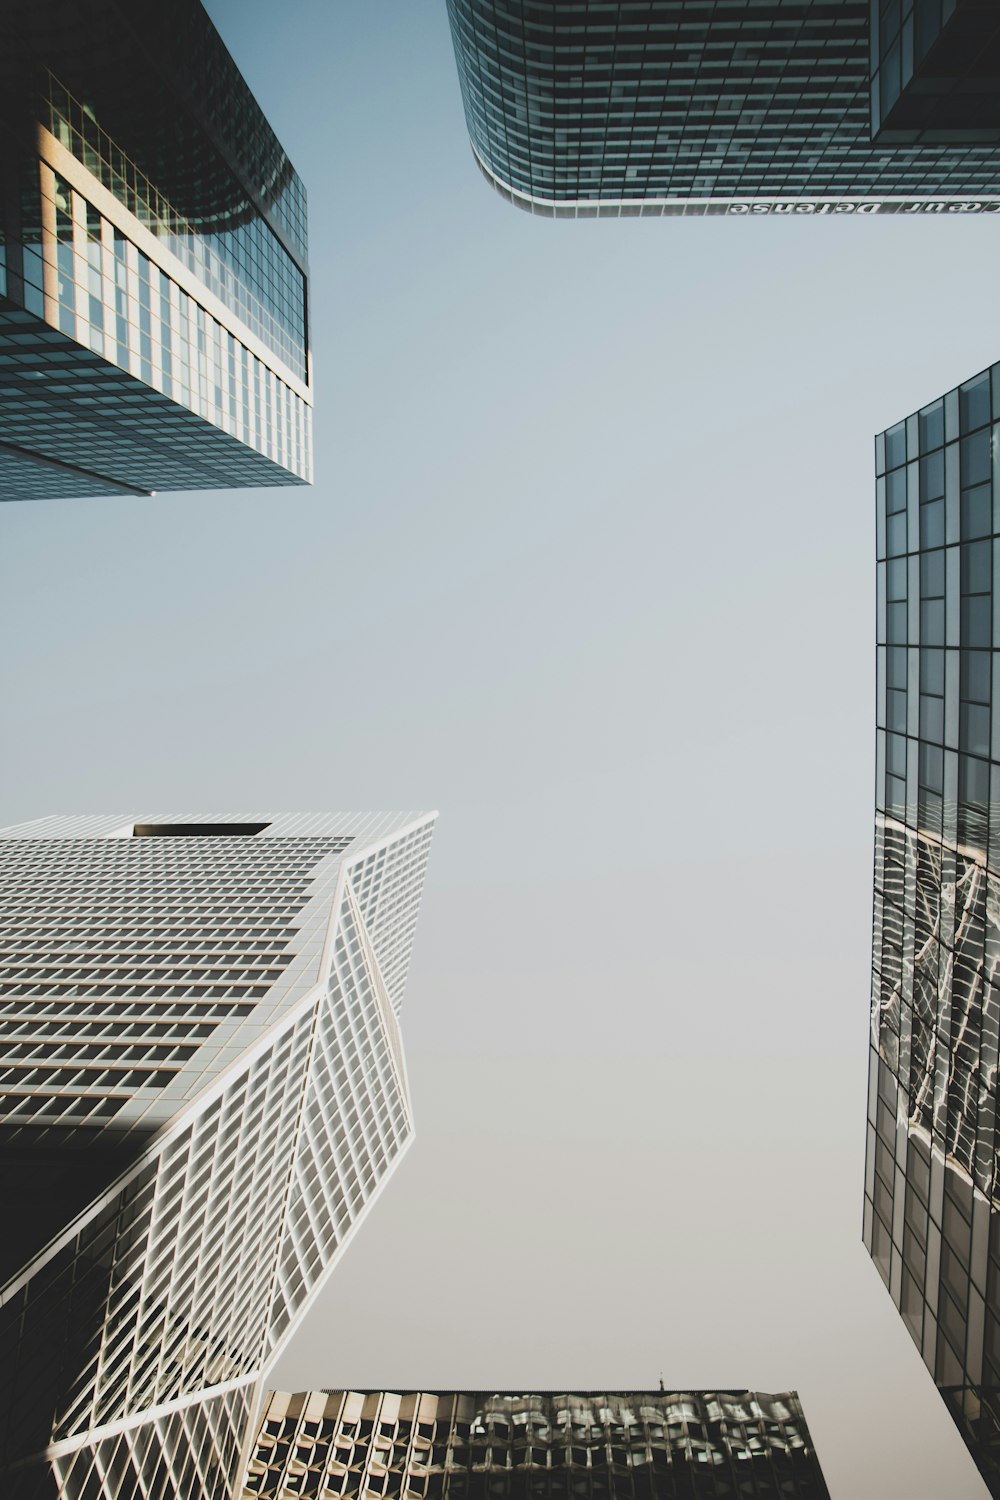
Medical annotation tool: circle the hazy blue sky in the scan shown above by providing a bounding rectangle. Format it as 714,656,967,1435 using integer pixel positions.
3,3,999,1495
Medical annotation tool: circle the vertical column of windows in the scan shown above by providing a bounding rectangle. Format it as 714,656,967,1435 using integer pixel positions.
137,252,153,387
211,317,223,428
241,345,252,449
227,331,238,432
265,366,275,460
83,202,105,357
177,285,192,411
275,378,285,472
68,180,89,348
51,172,75,341
125,239,141,381
99,215,117,370
20,160,44,319
112,228,130,373
160,273,174,399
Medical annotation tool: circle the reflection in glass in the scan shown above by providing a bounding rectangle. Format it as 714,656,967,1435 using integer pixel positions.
244,1391,832,1500
868,360,1000,1493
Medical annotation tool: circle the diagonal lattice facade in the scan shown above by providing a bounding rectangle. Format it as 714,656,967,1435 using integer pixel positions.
0,813,436,1500
866,363,1000,1492
243,1390,831,1499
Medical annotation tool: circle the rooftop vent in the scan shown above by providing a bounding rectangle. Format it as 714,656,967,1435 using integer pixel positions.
131,822,270,838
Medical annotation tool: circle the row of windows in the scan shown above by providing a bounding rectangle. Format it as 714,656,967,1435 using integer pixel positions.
247,1470,824,1500
0,835,329,1127
879,370,998,473
247,1406,823,1500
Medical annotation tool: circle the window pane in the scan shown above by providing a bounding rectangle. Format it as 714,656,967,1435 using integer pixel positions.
962,430,992,487
961,485,991,541
886,422,907,470
920,500,944,550
920,402,945,453
960,375,991,434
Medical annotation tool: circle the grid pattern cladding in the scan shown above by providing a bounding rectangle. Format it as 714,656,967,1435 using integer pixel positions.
867,365,1000,1493
0,306,308,499
0,813,436,1500
444,0,1000,215
0,1,312,499
244,1390,831,1500
0,833,349,1139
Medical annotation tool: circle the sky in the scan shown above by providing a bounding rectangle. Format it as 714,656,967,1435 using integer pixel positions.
2,3,999,1496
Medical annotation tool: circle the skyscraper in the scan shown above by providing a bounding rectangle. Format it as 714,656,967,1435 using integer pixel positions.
444,1,1000,217
866,362,1000,1493
242,1389,831,1499
0,0,311,500
0,812,436,1500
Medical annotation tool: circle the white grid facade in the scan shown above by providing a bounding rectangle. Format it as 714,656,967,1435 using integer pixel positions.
0,813,436,1500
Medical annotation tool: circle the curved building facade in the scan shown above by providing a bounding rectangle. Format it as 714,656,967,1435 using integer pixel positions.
445,0,1000,217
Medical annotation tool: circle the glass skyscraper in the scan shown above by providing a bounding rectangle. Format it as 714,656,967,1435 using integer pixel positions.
0,812,436,1500
0,0,311,500
445,0,1000,216
243,1390,831,1499
867,364,1000,1493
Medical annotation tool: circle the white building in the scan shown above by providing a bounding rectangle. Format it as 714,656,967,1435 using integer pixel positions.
0,812,436,1500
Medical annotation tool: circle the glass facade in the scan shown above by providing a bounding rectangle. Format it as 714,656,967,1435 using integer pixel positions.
871,0,1000,143
244,1390,831,1500
445,0,1000,215
866,366,1000,1493
0,813,437,1500
43,75,306,378
0,0,311,499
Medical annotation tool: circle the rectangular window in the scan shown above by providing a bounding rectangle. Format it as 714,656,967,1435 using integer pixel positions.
919,402,945,453
961,485,991,542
